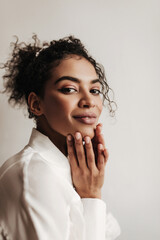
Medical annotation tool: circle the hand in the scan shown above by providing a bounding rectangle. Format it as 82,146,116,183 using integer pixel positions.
66,125,109,199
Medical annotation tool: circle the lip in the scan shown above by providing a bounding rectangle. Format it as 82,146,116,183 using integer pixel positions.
73,112,97,118
73,113,97,125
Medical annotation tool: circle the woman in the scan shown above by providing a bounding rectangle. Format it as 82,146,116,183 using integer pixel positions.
0,35,121,240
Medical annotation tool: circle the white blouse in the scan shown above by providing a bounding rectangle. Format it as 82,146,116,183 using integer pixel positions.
0,128,121,240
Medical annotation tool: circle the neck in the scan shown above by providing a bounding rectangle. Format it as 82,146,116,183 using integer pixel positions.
36,116,68,157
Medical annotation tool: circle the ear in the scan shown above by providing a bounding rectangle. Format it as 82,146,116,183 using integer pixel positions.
28,92,44,117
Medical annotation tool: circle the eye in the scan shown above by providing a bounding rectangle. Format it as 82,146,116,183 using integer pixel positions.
59,87,77,94
90,89,102,95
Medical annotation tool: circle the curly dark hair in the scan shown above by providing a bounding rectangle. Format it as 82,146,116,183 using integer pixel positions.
1,34,117,118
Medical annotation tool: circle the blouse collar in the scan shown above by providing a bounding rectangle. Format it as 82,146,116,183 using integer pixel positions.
28,128,73,184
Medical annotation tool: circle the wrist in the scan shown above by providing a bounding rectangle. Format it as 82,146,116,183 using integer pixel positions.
80,191,101,199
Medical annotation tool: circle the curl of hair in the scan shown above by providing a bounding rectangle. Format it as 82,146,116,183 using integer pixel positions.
1,34,117,118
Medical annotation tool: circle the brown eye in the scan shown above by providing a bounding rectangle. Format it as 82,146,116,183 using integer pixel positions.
59,88,77,94
90,89,101,95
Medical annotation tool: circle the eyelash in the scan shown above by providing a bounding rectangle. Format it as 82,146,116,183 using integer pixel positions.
59,88,102,95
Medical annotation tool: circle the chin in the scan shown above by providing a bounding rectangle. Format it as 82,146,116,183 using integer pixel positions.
74,125,96,140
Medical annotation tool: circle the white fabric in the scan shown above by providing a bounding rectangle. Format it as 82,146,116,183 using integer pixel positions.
0,128,121,240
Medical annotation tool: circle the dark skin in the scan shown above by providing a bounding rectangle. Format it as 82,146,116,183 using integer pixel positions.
28,56,109,199
29,91,108,200
37,114,106,160
36,115,68,156
66,123,108,199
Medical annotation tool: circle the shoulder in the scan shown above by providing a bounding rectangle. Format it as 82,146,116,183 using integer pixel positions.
0,145,54,192
24,152,70,201
0,144,74,205
0,146,32,181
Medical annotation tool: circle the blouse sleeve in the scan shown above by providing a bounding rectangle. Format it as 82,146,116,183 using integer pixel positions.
23,155,121,240
81,199,121,240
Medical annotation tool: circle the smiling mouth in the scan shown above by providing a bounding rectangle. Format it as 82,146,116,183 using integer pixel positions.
73,116,97,125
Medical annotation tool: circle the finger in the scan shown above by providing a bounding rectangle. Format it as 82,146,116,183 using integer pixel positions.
92,131,106,161
92,124,103,149
84,136,97,171
103,148,109,165
92,124,102,153
97,143,105,173
96,123,102,136
67,134,79,170
74,132,87,169
97,133,106,148
93,124,102,143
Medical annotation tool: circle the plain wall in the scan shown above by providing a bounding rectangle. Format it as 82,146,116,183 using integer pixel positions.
0,0,160,239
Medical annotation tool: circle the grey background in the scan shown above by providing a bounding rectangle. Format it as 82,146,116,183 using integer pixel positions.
0,0,160,239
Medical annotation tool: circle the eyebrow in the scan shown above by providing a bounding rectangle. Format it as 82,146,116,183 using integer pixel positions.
54,76,100,85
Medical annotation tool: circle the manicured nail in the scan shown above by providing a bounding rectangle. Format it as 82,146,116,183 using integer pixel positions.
85,136,90,144
98,143,103,150
99,125,102,130
75,132,81,140
67,135,72,141
97,124,102,131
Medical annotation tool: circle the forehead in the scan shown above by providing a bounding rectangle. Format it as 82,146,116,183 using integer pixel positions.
51,56,98,82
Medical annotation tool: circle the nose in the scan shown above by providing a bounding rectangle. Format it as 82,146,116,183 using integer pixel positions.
78,92,95,108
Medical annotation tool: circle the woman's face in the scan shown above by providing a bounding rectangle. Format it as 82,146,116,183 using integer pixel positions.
40,55,103,139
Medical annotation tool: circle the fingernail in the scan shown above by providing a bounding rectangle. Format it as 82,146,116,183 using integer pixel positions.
85,136,90,144
97,124,102,131
67,135,72,141
98,143,103,150
75,132,81,140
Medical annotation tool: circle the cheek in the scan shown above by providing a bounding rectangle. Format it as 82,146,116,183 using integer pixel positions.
44,95,74,119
